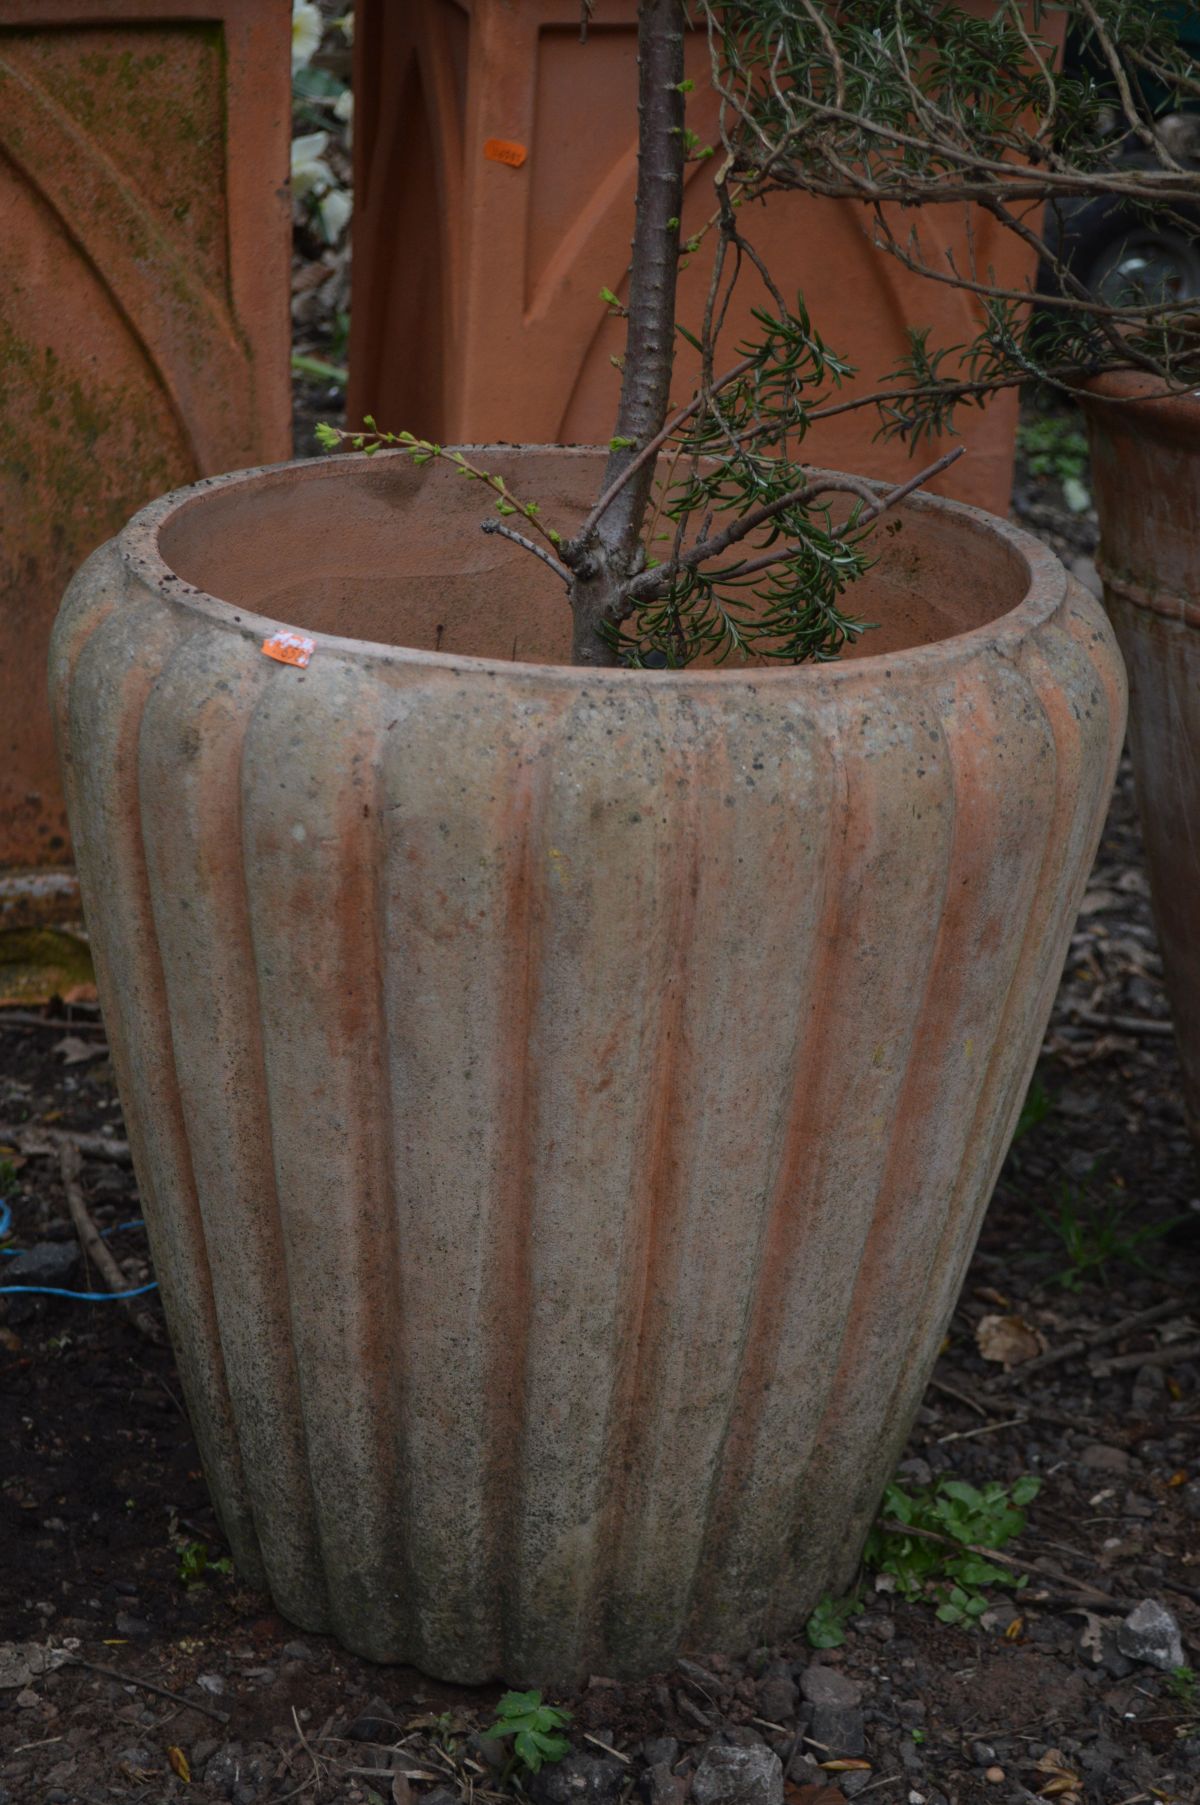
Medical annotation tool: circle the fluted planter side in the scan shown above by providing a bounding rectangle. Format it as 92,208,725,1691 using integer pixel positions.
51,450,1124,1682
1081,376,1200,1143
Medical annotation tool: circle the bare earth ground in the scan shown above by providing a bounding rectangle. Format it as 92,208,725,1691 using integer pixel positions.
2,438,1199,1805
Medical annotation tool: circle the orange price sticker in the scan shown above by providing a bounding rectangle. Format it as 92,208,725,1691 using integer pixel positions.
484,137,527,168
262,631,315,669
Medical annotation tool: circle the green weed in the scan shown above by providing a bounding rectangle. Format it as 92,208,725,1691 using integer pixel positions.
486,1690,572,1774
864,1474,1040,1626
1033,1176,1186,1291
805,1591,864,1648
176,1538,232,1587
1167,1666,1198,1716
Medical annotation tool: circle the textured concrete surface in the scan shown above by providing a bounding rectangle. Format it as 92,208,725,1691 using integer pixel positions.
1083,375,1200,1145
52,447,1125,1681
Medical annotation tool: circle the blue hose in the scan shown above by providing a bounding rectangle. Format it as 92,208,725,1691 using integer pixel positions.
0,1281,159,1300
0,1193,158,1303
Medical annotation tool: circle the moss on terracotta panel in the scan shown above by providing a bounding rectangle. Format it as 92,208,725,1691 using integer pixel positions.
0,322,185,581
0,24,229,290
0,147,191,868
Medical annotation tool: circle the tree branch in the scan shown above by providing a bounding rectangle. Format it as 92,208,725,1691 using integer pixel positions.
728,94,1200,205
590,0,686,561
572,353,756,548
1077,0,1181,169
847,443,965,528
480,518,572,587
628,446,965,601
569,0,686,665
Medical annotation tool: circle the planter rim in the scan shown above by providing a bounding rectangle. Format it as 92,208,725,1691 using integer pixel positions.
1080,371,1200,440
1081,372,1200,630
119,445,1068,688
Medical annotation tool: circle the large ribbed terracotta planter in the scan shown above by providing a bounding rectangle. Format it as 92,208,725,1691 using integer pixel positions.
1081,375,1200,1142
51,449,1124,1683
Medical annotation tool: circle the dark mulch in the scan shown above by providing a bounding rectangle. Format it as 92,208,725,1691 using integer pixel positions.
2,427,1198,1805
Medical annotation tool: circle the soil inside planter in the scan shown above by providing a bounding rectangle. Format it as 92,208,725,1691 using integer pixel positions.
157,449,1033,666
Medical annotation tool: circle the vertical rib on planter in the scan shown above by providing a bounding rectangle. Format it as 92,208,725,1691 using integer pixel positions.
596,691,837,1674
773,589,1125,1617
690,671,968,1647
240,664,410,1658
49,547,263,1580
1080,376,1200,1145
137,630,328,1625
52,448,1125,1682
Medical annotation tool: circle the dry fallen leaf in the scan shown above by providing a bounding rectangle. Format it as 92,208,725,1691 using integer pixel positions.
168,1745,191,1783
785,1787,843,1805
1035,1749,1082,1798
391,1775,412,1805
819,1759,872,1772
975,1312,1045,1369
1004,1615,1025,1641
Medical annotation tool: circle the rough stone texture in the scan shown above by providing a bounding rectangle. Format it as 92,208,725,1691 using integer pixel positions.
643,1763,688,1805
800,1667,863,1709
0,0,291,871
692,1745,783,1805
755,1665,798,1724
4,1241,79,1286
350,1,1060,519
531,1756,626,1805
809,1704,866,1758
1116,1600,1185,1672
345,1698,405,1742
51,447,1124,1683
1082,377,1200,1145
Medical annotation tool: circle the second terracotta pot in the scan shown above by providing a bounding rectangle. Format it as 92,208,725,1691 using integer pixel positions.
52,449,1124,1682
1081,375,1200,1143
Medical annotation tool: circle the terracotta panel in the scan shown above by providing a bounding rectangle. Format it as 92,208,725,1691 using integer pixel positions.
0,0,291,870
52,446,1123,1681
350,1,1057,518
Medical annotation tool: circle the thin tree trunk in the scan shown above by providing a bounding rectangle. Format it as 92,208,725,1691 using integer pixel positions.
569,0,686,665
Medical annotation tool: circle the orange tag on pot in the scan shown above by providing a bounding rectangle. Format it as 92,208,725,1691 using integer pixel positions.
262,631,315,668
484,137,527,168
